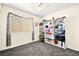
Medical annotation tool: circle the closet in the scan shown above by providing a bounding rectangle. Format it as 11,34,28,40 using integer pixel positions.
39,16,66,49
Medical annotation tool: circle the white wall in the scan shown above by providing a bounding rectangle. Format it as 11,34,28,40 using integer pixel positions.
43,5,79,51
0,4,1,12
0,4,40,51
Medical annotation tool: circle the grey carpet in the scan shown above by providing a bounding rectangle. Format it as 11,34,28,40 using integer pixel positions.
0,41,79,56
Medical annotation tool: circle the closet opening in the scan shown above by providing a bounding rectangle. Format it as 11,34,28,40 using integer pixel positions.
39,16,66,49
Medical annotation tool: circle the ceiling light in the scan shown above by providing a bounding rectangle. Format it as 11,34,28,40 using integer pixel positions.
38,6,41,11
38,3,43,11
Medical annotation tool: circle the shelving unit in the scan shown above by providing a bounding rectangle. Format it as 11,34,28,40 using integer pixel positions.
43,20,54,43
39,22,45,42
39,17,66,49
54,16,66,48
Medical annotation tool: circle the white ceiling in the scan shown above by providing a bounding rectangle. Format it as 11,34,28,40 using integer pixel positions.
3,3,79,17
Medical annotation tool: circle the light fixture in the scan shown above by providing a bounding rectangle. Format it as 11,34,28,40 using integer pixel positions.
38,3,43,11
38,6,41,11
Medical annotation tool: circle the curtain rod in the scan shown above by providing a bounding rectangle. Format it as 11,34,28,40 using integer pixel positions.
8,12,34,20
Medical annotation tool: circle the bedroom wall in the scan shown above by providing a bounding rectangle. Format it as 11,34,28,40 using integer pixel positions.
43,5,79,51
0,4,40,51
0,4,1,12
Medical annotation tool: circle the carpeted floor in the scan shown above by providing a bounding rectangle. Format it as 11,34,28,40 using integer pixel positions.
0,41,79,56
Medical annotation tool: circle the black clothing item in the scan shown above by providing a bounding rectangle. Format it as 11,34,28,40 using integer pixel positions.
55,35,65,42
